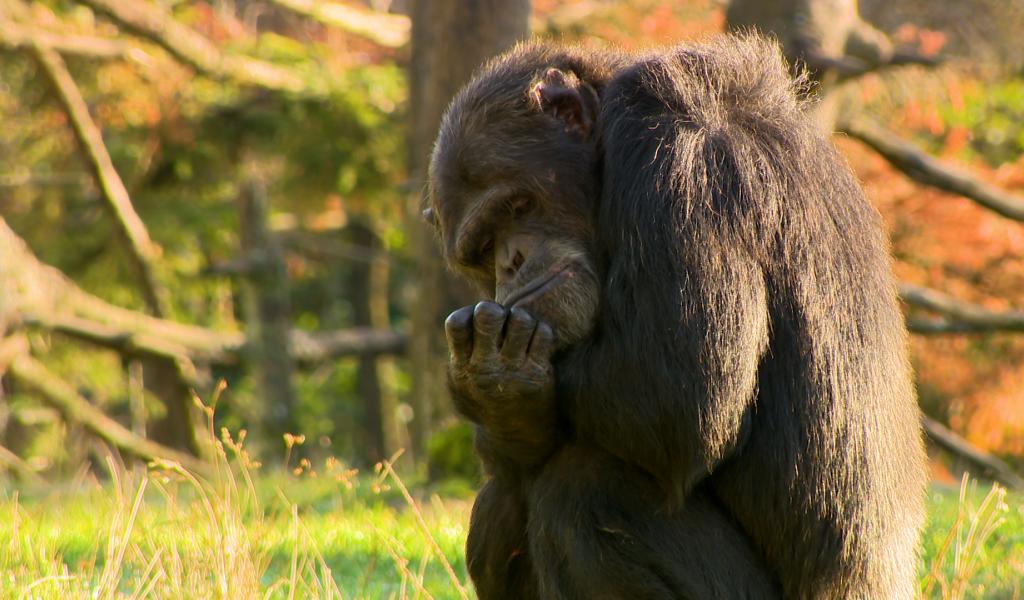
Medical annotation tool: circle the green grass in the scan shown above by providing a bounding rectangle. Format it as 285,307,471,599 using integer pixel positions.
921,481,1023,599
1,453,475,599
1,459,1021,599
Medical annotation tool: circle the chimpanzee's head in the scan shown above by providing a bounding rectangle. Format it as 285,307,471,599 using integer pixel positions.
425,44,621,348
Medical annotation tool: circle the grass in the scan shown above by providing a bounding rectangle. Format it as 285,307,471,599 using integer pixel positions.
1,405,1021,599
1,448,475,599
3,473,1021,599
921,478,1023,599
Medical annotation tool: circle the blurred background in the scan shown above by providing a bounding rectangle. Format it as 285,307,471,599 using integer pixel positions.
1,0,1023,492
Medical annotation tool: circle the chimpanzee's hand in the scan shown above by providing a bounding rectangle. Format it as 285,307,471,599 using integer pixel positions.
445,301,558,467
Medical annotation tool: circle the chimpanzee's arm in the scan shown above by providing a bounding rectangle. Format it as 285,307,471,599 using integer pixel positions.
558,56,772,501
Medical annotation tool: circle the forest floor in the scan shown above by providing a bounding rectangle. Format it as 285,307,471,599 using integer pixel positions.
1,464,1021,599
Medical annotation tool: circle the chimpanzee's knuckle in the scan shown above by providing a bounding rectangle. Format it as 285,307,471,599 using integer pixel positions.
473,301,506,326
531,323,555,352
507,306,536,329
445,306,474,333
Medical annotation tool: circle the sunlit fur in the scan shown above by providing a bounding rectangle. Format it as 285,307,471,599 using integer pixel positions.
430,34,926,600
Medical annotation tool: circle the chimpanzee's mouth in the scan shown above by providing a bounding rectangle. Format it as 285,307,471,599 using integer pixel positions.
501,264,573,308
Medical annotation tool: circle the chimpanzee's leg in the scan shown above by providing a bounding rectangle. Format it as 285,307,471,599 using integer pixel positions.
467,478,538,599
527,444,780,600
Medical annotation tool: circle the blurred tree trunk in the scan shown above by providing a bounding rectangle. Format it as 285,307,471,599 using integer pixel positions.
368,239,405,458
143,358,199,452
237,178,298,451
347,220,401,464
726,0,895,75
726,0,896,130
406,0,531,463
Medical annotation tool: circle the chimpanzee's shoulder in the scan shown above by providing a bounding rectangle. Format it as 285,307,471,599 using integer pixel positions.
602,34,806,129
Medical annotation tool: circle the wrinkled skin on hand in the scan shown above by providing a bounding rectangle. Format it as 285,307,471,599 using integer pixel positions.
445,301,558,468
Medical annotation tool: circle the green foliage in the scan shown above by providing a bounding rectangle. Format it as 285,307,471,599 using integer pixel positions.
427,421,481,485
940,77,1024,166
293,361,362,458
0,4,411,460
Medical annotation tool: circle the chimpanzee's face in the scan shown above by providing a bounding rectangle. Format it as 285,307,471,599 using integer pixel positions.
426,67,604,349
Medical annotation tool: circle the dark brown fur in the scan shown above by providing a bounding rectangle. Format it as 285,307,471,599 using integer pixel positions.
428,34,926,599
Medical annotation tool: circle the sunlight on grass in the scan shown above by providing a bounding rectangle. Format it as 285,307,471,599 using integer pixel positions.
920,476,1022,600
0,386,473,599
1,387,1021,598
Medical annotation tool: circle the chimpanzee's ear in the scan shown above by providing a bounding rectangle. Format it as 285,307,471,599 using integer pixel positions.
529,68,599,139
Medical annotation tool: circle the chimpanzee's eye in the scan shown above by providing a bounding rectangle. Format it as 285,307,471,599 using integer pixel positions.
477,237,495,262
508,196,534,218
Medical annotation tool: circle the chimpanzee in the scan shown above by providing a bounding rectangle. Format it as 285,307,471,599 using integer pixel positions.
424,34,926,600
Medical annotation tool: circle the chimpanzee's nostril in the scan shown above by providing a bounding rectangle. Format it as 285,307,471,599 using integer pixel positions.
512,251,525,270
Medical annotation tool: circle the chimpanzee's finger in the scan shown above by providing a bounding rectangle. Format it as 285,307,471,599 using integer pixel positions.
445,306,475,363
471,301,507,361
501,307,536,362
527,321,555,360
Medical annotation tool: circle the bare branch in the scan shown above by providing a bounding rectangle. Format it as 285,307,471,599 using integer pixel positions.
840,116,1024,222
0,22,152,63
809,50,941,82
28,312,406,366
267,0,410,48
0,442,43,484
277,227,389,263
1,218,406,366
889,50,941,68
26,314,208,384
291,328,407,363
906,318,1013,334
25,313,236,364
30,41,171,317
922,415,1024,490
5,339,207,474
78,0,311,94
900,284,1024,333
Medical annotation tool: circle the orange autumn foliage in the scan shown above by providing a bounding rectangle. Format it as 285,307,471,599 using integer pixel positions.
841,136,1024,460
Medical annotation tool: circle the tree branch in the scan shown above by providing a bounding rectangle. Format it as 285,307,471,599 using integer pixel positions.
277,226,389,263
889,50,941,68
812,50,941,82
0,442,43,484
78,0,311,94
291,328,407,363
4,337,206,473
267,0,410,48
30,41,171,317
900,284,1024,333
1,218,406,366
25,313,237,364
840,115,1024,222
27,312,406,366
922,415,1024,490
26,314,208,383
0,22,152,63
